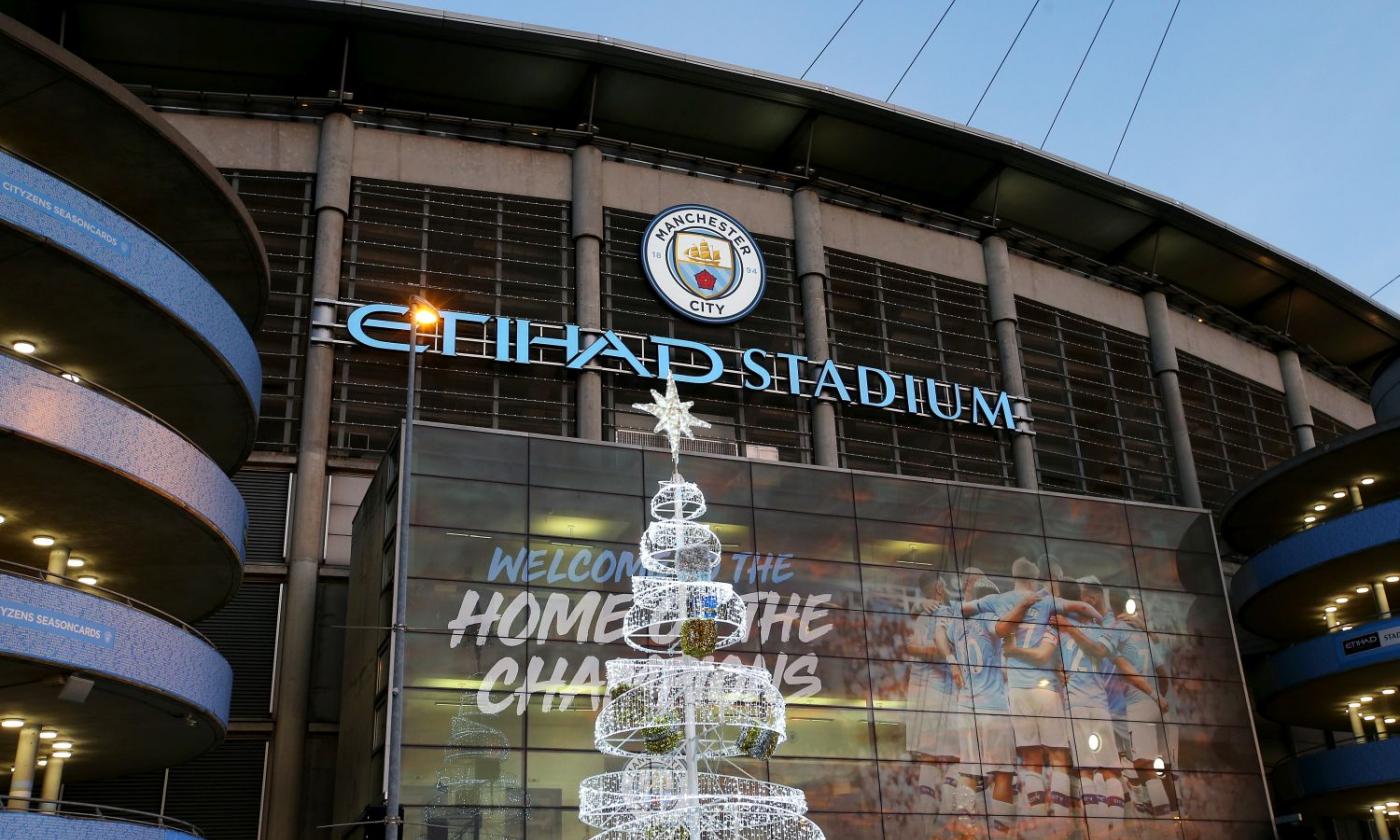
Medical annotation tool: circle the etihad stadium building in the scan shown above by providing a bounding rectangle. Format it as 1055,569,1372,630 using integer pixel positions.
0,2,1395,840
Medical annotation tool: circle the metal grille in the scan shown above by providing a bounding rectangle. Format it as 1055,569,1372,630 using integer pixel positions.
615,427,740,456
1017,298,1176,504
601,209,810,462
1178,352,1294,511
1311,408,1355,447
825,249,1010,484
223,170,314,453
161,739,268,840
196,579,282,719
231,469,290,563
334,179,575,455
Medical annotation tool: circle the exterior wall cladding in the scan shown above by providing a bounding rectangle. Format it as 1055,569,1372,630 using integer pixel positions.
85,113,1374,840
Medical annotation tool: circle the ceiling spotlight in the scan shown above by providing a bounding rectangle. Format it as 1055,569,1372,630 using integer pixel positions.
1365,714,1376,721
1337,596,1350,604
0,719,23,729
38,729,56,740
1362,696,1374,703
1314,504,1328,512
1358,586,1372,594
66,558,84,569
11,341,35,355
50,750,70,759
0,514,6,525
1332,490,1348,499
76,575,97,586
35,759,46,768
1349,701,1362,708
1377,805,1388,811
60,372,80,383
1362,477,1376,486
1304,515,1317,524
1390,811,1399,817
32,535,54,547
1389,801,1399,808
51,741,72,751
1387,718,1398,724
1325,606,1338,613
1388,576,1400,584
1384,688,1397,696
1342,625,1354,631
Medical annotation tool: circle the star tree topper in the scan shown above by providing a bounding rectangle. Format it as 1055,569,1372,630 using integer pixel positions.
633,376,711,466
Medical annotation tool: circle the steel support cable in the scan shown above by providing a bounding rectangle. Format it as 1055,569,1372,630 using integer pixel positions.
1371,272,1400,299
967,0,1043,124
886,0,960,102
1109,0,1182,174
1041,0,1117,148
801,0,866,80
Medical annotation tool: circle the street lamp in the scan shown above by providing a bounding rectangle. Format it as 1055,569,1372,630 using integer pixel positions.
385,293,439,840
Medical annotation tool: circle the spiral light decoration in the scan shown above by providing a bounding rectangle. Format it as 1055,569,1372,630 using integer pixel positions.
578,378,825,840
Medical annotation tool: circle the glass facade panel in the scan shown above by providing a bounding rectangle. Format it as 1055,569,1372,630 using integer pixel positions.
825,249,1011,484
356,429,1270,840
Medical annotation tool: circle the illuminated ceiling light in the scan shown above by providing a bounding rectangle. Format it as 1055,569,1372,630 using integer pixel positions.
1388,576,1400,584
35,759,46,768
0,513,5,524
38,729,56,740
76,575,97,586
1325,606,1338,613
1304,515,1317,524
1314,504,1328,512
1359,586,1372,594
1342,626,1354,631
66,558,84,569
1125,598,1138,615
1362,477,1376,486
51,741,71,751
1362,695,1374,703
32,535,54,547
1365,714,1377,721
50,750,70,759
1389,811,1399,817
1333,490,1348,499
1377,805,1387,811
11,341,35,355
1389,801,1399,808
1349,701,1362,708
0,719,23,729
60,372,80,383
1384,688,1397,696
1337,596,1350,604
1387,718,1397,724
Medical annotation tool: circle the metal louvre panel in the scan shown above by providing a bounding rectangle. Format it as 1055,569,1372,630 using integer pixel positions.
232,469,290,563
196,579,282,719
162,739,268,840
61,768,165,816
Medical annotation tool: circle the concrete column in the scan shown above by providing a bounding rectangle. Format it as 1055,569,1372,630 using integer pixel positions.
44,546,68,584
792,188,838,466
981,236,1036,490
1375,808,1392,840
1142,290,1204,508
572,145,603,440
1277,348,1316,452
264,112,354,840
37,755,62,811
1349,705,1367,741
1378,582,1392,619
1375,715,1390,741
6,725,39,810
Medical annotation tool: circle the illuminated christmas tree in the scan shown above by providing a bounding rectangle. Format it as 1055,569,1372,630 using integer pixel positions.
578,377,824,840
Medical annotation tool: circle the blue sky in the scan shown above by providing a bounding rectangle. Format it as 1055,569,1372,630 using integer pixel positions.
412,0,1400,313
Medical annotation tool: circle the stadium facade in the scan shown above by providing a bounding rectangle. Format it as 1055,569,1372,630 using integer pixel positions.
0,2,1395,839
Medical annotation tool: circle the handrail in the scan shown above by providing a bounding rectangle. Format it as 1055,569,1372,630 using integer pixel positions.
0,558,213,647
1271,732,1387,772
0,795,203,836
0,345,210,458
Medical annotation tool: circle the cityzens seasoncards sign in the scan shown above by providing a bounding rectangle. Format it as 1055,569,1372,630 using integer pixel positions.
641,204,766,324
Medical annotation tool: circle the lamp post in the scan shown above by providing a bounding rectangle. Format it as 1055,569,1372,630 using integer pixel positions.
385,294,440,840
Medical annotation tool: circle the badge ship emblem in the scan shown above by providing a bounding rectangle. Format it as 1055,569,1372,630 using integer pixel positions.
673,233,735,300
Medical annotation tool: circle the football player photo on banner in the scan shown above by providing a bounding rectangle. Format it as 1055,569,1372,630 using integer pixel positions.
641,204,766,324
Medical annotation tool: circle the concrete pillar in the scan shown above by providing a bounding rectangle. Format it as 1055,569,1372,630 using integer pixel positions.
1375,808,1392,840
572,144,603,440
1349,705,1367,741
1277,348,1316,452
1376,715,1390,741
6,725,39,810
1378,582,1392,620
264,111,354,840
1326,610,1338,629
792,188,838,466
37,755,62,810
1142,290,1204,508
44,546,68,584
981,236,1036,490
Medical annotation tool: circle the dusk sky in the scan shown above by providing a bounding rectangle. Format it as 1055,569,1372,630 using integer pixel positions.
409,0,1400,315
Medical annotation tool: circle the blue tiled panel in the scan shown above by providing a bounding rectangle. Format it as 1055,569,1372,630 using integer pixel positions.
1257,614,1400,701
0,573,231,725
0,355,246,560
0,811,197,840
0,149,260,407
1273,737,1400,805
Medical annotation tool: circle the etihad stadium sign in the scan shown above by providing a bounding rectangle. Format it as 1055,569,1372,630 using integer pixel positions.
343,302,1021,430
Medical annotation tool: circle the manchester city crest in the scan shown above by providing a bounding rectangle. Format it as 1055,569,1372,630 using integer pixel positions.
641,204,766,324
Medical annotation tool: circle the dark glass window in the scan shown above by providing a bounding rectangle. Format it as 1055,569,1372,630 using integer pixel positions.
601,208,809,462
1017,298,1175,504
223,170,314,452
333,179,574,455
1177,352,1293,511
825,250,1010,484
1311,407,1354,447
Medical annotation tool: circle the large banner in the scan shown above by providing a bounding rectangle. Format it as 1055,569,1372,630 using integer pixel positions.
391,429,1273,839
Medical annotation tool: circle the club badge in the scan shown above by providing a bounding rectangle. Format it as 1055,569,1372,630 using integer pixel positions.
640,204,766,324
